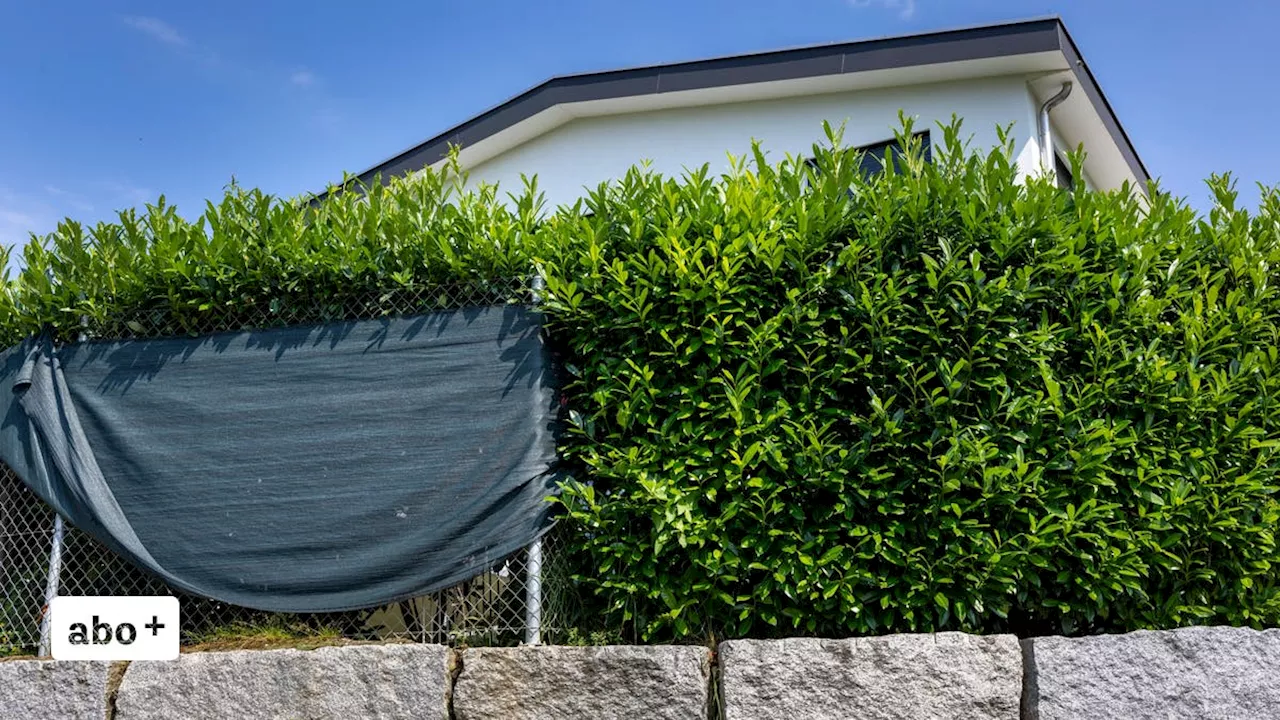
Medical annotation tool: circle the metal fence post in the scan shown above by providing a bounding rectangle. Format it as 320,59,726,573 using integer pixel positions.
524,538,543,646
524,269,546,646
37,514,65,656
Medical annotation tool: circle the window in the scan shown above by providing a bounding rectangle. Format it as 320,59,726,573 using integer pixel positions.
854,131,932,175
1054,153,1074,191
805,131,932,178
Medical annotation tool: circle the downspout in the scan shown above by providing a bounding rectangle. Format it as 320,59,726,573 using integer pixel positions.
1037,81,1073,177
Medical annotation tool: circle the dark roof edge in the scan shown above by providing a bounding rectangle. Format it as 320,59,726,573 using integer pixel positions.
1054,24,1150,185
327,17,1147,195
550,15,1068,79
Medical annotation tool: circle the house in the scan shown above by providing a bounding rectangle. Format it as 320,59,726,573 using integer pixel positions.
344,17,1147,205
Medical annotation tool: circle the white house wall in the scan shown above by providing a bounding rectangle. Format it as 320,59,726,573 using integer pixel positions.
463,76,1043,209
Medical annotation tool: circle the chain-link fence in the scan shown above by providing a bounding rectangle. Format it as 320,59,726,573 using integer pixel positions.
1,275,578,656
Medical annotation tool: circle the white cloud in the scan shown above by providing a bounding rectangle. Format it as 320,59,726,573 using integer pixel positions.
0,180,154,259
92,180,155,207
122,16,188,47
122,16,310,92
0,188,56,257
290,69,317,87
847,0,916,20
0,207,43,245
44,185,95,213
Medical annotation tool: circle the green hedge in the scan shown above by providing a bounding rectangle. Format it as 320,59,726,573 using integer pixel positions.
540,121,1280,639
0,160,544,344
6,120,1280,641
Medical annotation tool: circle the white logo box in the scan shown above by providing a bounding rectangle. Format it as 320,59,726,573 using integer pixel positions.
50,596,180,661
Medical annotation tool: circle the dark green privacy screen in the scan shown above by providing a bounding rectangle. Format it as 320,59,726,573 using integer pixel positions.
0,306,559,612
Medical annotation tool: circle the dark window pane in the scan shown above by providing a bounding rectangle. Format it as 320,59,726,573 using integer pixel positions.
804,131,930,200
1055,154,1074,190
855,131,932,175
806,131,931,178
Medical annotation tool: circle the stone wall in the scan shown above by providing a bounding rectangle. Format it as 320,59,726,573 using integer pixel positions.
721,633,1021,719
3,626,1279,719
1022,627,1280,719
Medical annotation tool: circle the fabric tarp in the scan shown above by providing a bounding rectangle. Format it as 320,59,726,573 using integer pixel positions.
0,305,559,612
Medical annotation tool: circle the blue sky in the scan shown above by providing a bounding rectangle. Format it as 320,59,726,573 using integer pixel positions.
1,1,1275,248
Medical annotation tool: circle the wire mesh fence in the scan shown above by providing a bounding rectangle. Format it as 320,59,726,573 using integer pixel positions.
0,467,55,656
0,275,578,656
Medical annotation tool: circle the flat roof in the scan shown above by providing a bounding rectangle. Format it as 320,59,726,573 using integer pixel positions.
337,17,1147,190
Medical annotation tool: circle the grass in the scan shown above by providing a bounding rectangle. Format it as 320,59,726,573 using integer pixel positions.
0,649,36,661
181,618,361,653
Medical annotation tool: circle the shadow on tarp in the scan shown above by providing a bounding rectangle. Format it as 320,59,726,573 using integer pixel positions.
0,304,561,614
72,304,543,398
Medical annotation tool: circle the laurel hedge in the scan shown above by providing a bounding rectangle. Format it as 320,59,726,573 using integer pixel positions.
0,160,546,344
5,120,1280,641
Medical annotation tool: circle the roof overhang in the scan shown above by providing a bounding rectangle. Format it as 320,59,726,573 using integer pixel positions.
338,17,1148,193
